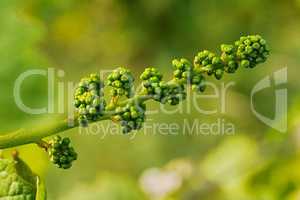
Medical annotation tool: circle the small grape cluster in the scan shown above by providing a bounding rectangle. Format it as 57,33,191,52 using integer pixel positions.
194,50,224,80
190,71,206,93
140,67,186,105
220,44,238,73
113,102,146,134
140,67,163,101
193,34,269,80
173,58,206,93
48,136,77,169
162,81,186,105
74,74,106,126
235,35,269,68
107,67,135,97
172,58,192,83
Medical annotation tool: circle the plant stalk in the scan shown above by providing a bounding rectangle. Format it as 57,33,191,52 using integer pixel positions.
0,94,151,149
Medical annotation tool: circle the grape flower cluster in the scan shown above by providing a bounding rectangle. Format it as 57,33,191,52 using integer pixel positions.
70,35,269,168
73,34,269,133
47,136,77,169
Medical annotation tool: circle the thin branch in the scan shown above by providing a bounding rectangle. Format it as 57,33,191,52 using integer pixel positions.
0,95,151,149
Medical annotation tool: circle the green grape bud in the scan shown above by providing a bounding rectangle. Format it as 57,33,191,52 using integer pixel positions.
174,70,181,77
123,112,131,120
214,69,223,80
252,42,260,49
240,60,250,68
131,111,138,119
221,44,233,53
244,39,251,45
245,46,253,54
89,107,97,114
212,56,221,65
111,72,120,80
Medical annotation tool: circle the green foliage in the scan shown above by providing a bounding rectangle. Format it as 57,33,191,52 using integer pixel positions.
47,136,77,169
0,154,46,200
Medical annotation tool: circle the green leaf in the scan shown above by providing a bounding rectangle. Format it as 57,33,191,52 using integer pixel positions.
0,155,47,200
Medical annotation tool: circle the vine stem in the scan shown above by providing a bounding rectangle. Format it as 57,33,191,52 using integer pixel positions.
0,94,151,149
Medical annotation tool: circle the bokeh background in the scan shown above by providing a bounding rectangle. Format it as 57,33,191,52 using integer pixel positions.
0,0,300,199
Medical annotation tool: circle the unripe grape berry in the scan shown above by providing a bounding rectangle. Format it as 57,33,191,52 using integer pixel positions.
48,136,77,169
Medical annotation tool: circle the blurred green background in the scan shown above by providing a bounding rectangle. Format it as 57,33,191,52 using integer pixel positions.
0,0,299,199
